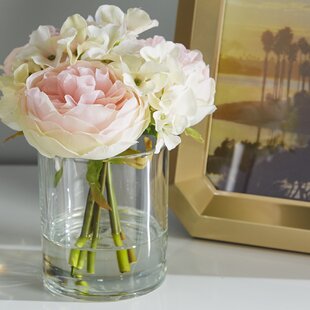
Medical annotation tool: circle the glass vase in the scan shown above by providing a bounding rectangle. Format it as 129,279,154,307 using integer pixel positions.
38,144,168,301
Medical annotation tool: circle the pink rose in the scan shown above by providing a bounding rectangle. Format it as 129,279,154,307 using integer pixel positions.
20,61,149,159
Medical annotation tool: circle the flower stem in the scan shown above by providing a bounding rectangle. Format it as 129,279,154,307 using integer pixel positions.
69,160,136,277
68,191,95,269
106,165,121,235
106,162,130,273
77,250,87,270
87,204,101,274
80,192,96,238
87,162,107,274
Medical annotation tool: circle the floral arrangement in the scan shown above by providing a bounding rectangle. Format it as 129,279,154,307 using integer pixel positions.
0,5,215,283
0,4,215,156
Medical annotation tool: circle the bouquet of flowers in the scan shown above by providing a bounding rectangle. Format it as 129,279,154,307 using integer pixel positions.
0,4,215,294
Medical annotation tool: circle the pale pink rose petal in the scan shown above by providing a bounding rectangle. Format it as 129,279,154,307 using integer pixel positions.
64,94,77,107
100,97,141,135
57,72,77,96
79,90,104,105
106,80,127,98
77,66,95,76
22,61,149,159
26,88,57,119
74,75,96,100
67,104,117,130
38,114,99,133
95,69,113,94
37,75,61,96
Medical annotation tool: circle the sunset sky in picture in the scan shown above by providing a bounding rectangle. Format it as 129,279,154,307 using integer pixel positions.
221,0,310,59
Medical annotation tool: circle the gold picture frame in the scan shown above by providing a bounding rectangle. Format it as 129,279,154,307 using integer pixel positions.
170,0,310,253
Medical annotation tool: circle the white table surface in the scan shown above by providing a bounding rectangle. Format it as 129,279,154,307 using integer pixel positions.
1,165,310,309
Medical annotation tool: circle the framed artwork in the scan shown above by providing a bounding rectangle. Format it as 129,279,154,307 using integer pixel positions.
170,0,310,253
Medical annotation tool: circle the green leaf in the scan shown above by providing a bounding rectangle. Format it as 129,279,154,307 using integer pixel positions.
54,164,64,187
86,160,111,210
90,184,111,210
86,160,103,184
184,127,204,143
143,124,157,137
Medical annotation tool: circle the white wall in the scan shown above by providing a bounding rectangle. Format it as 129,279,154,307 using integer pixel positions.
0,0,179,164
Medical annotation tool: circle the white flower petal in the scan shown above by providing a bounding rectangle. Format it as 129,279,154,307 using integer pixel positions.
155,136,164,154
60,14,87,39
29,26,53,46
163,133,181,151
171,115,188,135
125,8,158,35
188,104,217,127
95,5,125,26
60,14,87,64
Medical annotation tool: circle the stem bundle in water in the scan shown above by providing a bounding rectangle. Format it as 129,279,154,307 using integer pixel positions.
68,160,136,280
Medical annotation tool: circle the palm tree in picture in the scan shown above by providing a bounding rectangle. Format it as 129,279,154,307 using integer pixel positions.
273,27,293,100
273,31,282,99
297,37,309,90
261,30,274,103
299,60,310,91
278,27,293,100
286,43,298,100
257,30,274,143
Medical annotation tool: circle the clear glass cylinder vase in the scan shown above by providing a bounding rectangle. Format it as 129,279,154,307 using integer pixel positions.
38,145,168,301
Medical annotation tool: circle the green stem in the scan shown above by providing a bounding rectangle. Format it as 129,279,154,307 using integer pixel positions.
87,204,101,274
87,162,107,274
77,250,87,270
113,232,130,273
106,162,130,273
106,163,121,234
68,190,95,269
80,192,96,237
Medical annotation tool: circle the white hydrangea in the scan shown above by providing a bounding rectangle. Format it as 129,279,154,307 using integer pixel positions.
137,37,216,152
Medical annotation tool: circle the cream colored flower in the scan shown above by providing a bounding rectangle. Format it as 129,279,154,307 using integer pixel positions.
92,5,158,36
79,5,158,62
153,111,182,153
58,14,88,64
140,38,216,152
0,63,30,131
0,77,22,131
17,26,62,68
120,56,169,96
